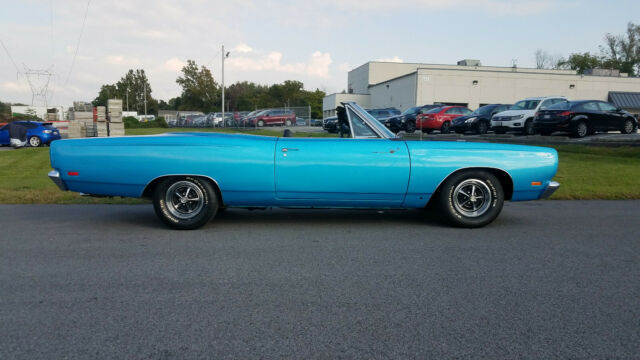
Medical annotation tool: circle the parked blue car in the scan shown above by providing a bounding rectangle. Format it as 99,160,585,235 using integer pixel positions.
0,121,61,147
48,102,559,230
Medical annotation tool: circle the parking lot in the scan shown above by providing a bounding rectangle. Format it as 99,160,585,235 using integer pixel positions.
1,201,639,358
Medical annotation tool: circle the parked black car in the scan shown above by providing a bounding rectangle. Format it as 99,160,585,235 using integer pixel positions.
534,100,638,137
366,108,401,122
451,104,511,134
322,116,339,133
383,104,443,134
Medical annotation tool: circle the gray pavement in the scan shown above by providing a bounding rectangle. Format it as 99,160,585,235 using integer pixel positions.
1,201,639,359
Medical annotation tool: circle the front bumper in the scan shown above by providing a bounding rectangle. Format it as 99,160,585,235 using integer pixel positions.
48,170,67,191
540,181,560,199
491,120,523,130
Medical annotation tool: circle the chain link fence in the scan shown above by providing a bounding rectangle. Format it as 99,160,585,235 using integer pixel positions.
167,106,319,129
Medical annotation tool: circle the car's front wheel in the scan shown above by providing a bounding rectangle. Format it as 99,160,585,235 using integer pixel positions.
621,118,636,134
285,119,292,126
257,120,264,127
405,121,416,133
29,136,41,147
475,121,489,135
435,170,504,228
153,177,219,230
523,119,535,135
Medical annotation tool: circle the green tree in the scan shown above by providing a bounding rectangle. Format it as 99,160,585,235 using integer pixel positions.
176,60,220,112
92,69,159,115
558,52,603,74
600,22,640,76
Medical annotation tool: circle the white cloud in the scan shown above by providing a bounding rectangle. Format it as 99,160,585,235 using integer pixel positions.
106,55,142,67
233,44,253,53
376,56,404,63
161,58,186,73
227,49,332,78
1,81,31,93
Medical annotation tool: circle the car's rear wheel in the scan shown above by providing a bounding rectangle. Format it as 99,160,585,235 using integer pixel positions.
573,121,588,138
475,121,489,135
153,176,219,230
29,136,41,147
257,120,264,127
435,170,504,228
621,118,635,134
441,122,451,134
405,121,416,133
523,119,535,135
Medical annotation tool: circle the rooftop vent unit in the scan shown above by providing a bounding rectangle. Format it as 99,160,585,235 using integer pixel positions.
584,68,620,77
457,59,482,67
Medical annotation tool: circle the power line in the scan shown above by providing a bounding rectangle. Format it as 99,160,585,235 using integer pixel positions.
64,0,91,86
0,38,21,75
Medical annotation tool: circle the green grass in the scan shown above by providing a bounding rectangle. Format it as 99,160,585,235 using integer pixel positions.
1,135,639,204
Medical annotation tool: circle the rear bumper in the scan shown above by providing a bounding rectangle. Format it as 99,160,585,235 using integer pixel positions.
540,181,560,199
48,170,67,191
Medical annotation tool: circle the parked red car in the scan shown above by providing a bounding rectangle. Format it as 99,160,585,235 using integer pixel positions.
416,106,472,133
253,109,296,127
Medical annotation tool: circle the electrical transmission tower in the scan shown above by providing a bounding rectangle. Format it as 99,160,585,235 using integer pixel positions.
23,64,55,107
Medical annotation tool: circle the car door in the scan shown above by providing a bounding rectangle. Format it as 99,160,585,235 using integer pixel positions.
579,101,603,130
274,109,410,206
444,107,459,123
0,125,9,144
597,101,624,130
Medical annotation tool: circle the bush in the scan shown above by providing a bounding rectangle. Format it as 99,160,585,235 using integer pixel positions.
123,116,168,129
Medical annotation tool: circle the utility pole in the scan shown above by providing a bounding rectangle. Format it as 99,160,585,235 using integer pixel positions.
126,87,129,112
144,83,147,116
221,45,229,127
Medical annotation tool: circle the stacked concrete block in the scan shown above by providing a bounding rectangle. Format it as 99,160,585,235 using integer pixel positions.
67,121,83,138
96,106,107,121
109,122,125,136
96,122,108,137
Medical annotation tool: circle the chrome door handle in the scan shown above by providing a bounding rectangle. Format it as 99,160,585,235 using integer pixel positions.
281,148,299,152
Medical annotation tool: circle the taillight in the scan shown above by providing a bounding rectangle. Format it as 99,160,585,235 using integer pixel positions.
560,111,573,117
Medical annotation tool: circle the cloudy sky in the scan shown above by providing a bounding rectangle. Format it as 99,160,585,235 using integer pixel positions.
0,0,637,106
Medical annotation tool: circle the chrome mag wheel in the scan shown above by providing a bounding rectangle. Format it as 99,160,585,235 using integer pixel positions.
165,180,205,219
452,179,492,217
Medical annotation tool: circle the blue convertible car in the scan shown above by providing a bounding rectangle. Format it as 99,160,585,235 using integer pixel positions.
48,102,559,230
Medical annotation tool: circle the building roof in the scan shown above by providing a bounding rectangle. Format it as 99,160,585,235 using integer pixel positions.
608,92,640,108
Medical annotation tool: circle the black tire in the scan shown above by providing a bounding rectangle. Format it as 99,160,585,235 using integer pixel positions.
523,119,535,135
285,119,292,126
572,121,588,138
257,120,264,127
153,176,219,230
475,121,489,135
405,121,416,134
28,136,41,147
494,130,506,134
435,170,504,228
441,122,451,134
621,118,635,134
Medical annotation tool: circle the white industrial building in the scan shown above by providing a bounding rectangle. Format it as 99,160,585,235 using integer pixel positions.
323,60,640,118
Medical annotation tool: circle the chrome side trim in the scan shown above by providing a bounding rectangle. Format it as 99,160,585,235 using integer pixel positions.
540,181,560,199
48,170,67,191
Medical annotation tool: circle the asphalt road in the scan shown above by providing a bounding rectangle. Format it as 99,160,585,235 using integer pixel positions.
1,201,639,359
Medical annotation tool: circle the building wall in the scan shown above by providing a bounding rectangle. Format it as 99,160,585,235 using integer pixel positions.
322,93,371,118
414,68,640,110
347,63,370,94
369,74,417,112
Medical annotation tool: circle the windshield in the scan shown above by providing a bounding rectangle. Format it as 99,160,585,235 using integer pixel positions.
425,107,443,114
510,100,540,110
547,102,572,110
402,107,419,115
347,103,396,138
470,105,494,116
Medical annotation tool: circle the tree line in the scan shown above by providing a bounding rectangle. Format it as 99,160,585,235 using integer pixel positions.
535,22,640,75
93,59,326,119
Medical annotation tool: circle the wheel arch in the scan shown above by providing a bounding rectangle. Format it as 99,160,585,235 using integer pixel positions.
141,174,223,204
427,167,514,206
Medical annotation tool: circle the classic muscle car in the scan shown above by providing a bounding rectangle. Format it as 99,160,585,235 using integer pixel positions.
48,102,559,230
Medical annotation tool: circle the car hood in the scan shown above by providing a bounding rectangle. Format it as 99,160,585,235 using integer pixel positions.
494,109,533,117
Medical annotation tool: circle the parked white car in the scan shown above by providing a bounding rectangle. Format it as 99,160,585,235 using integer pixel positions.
491,96,567,135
